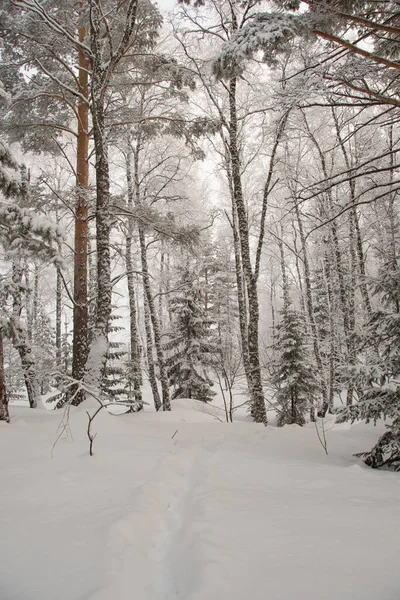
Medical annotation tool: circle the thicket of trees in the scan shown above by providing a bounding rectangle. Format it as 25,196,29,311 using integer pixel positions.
1,0,399,470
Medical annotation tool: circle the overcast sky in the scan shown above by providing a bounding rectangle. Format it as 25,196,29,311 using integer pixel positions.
157,0,177,13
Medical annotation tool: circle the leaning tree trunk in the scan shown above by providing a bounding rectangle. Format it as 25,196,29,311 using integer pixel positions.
143,290,162,411
131,140,171,411
138,227,170,411
0,327,10,423
71,25,90,405
228,78,266,424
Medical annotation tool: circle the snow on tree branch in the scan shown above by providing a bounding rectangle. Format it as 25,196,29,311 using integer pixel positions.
0,203,63,263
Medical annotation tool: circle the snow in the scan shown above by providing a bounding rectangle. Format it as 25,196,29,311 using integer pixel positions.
1,400,400,600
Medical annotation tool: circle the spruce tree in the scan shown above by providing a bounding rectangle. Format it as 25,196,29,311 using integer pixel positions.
101,313,126,399
165,267,216,403
272,301,318,426
33,307,56,395
340,260,400,470
101,313,143,412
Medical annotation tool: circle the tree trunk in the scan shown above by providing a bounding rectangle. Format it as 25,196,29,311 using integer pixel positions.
323,244,337,412
10,262,39,408
225,157,251,398
228,78,266,424
71,26,90,404
332,108,372,315
292,222,307,317
293,194,327,418
56,267,62,374
143,288,162,411
0,328,10,423
278,227,290,311
24,263,33,343
86,12,112,390
159,246,166,323
33,263,39,335
387,125,399,309
131,140,171,411
86,0,140,391
86,96,112,390
138,227,170,410
303,113,355,408
125,151,142,403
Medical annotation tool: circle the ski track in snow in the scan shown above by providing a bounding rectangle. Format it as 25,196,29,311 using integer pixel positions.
97,444,210,600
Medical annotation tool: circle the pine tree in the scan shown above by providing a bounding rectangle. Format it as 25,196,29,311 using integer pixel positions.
165,267,216,403
340,260,400,470
272,301,318,426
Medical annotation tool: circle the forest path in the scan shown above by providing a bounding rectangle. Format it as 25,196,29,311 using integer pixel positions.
101,440,210,600
94,416,400,600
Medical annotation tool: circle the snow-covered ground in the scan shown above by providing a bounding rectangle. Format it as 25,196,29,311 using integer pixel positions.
1,399,400,600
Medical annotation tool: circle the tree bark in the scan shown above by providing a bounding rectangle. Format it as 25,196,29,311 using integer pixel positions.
56,267,62,374
323,244,337,412
228,78,267,424
0,328,10,423
86,0,139,391
86,93,112,389
226,174,251,395
131,140,171,411
71,25,90,404
292,194,327,417
143,290,162,411
125,150,142,404
278,227,290,311
10,262,39,408
304,112,356,408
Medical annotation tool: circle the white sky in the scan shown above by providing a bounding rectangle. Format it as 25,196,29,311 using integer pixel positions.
156,0,176,13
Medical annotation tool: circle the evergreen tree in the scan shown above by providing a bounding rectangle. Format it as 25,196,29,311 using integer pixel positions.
340,261,400,470
165,267,216,403
33,306,56,395
101,313,143,412
101,314,127,399
0,103,61,416
272,301,318,426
